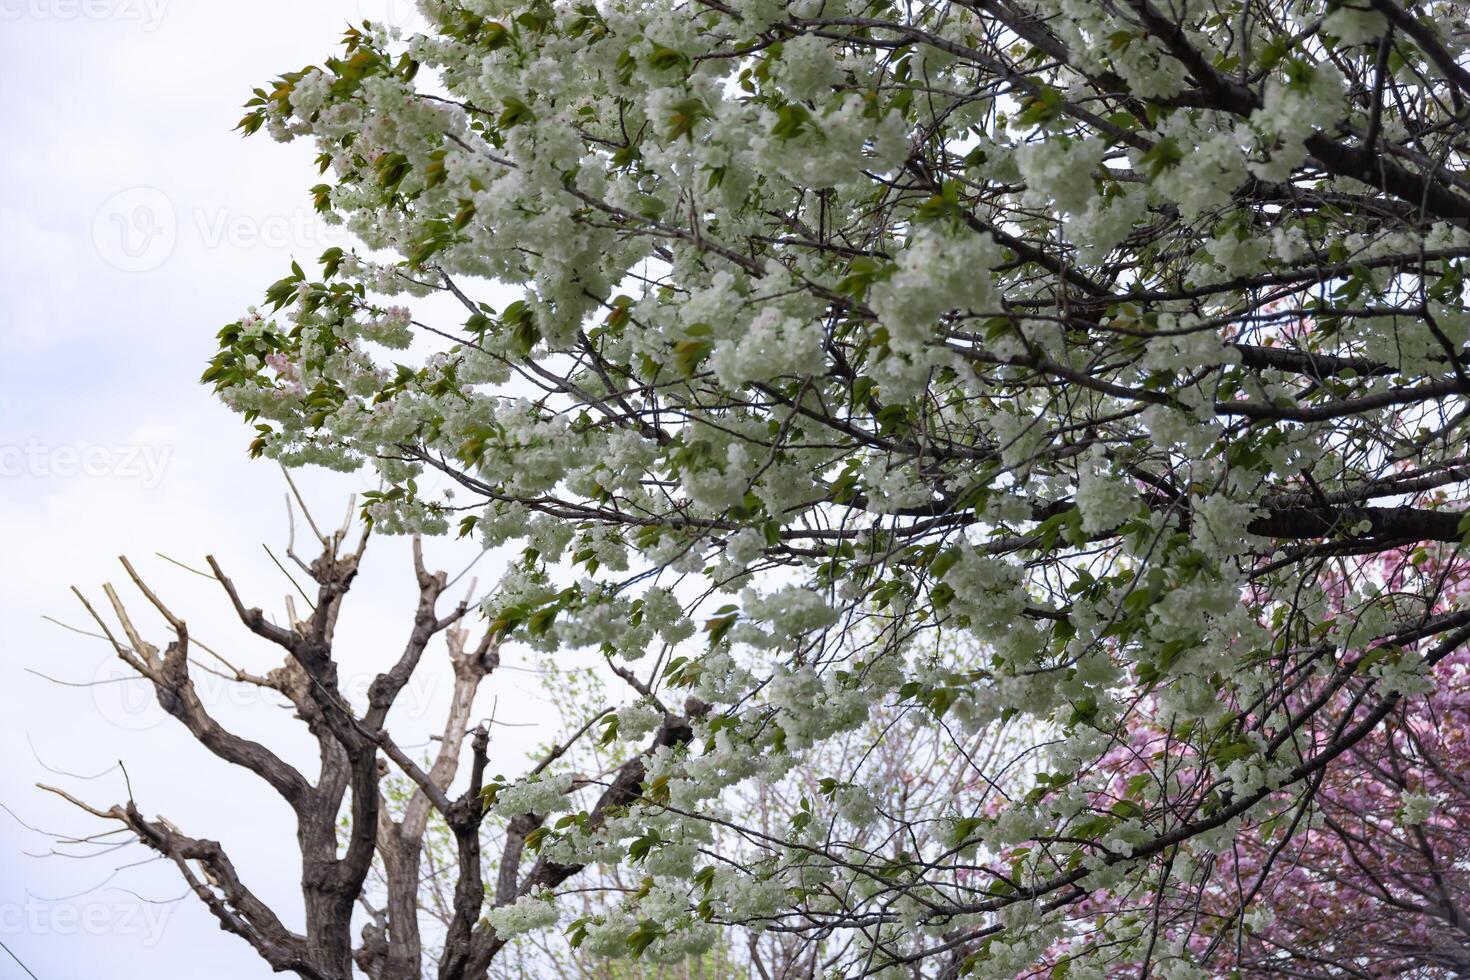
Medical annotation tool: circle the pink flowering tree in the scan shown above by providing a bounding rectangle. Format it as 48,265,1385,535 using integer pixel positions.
1228,650,1470,976
1053,539,1470,977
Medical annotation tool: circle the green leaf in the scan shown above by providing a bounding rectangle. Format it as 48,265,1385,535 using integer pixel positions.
929,547,962,580
704,611,738,648
666,97,710,141
498,96,536,129
771,103,813,140
673,339,715,377
1140,136,1185,179
647,45,688,72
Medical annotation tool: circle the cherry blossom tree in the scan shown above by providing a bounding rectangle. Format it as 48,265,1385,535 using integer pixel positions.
165,0,1470,973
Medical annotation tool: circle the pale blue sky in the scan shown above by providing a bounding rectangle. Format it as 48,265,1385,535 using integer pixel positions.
0,4,551,977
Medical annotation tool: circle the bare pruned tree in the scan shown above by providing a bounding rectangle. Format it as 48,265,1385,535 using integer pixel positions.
46,494,701,980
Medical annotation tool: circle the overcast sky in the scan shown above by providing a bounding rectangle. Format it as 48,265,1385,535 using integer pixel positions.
0,4,557,976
